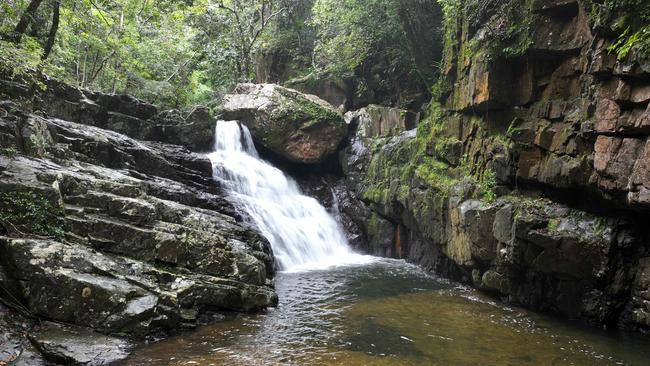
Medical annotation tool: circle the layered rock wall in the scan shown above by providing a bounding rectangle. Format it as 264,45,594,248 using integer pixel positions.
336,0,650,333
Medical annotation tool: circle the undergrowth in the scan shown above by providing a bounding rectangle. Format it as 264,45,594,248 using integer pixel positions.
0,191,65,239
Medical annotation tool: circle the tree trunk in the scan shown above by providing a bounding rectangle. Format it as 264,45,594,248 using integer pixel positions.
13,0,45,42
41,0,61,60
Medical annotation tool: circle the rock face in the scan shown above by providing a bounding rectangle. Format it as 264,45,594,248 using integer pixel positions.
345,104,418,139
286,75,353,111
324,0,650,334
29,77,217,152
222,83,347,164
0,77,278,362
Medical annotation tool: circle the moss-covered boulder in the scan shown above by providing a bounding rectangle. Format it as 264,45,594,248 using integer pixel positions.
222,83,347,164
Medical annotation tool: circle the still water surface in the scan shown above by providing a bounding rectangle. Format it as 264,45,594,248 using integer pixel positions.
123,259,650,366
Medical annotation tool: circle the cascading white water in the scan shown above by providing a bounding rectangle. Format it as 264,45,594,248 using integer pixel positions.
208,120,373,272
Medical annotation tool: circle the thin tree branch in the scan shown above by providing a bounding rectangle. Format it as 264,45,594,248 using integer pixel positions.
165,57,194,82
88,0,111,26
250,7,284,48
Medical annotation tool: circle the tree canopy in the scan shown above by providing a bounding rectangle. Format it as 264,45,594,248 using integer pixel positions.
1,0,443,109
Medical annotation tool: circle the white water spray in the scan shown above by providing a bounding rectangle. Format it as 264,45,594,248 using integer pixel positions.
208,120,373,272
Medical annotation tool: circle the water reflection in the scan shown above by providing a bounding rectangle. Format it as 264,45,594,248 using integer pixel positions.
121,260,650,366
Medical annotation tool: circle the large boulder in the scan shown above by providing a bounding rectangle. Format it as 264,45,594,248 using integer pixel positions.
222,83,347,164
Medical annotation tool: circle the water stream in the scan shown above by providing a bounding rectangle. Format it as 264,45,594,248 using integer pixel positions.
123,260,650,365
206,120,372,272
121,121,650,365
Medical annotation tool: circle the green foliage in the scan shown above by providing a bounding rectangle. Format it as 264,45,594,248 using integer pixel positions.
52,0,209,107
0,38,46,89
310,0,369,75
2,0,444,109
478,169,497,203
486,0,534,59
2,0,218,108
310,0,438,104
547,218,561,232
588,0,650,59
0,191,66,239
438,0,461,48
0,0,23,33
608,26,650,60
0,147,19,158
438,0,535,69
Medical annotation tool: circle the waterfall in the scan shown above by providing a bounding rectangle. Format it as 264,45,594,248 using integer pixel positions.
208,120,373,272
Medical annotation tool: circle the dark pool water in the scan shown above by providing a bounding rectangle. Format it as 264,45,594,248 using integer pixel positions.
121,259,650,365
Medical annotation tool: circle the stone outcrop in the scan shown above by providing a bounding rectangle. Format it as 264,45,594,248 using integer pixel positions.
326,0,650,334
222,83,347,164
436,0,650,211
344,104,418,139
22,77,217,152
286,75,353,111
0,77,278,362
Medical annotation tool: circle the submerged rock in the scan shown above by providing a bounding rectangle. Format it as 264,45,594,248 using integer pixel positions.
222,83,347,164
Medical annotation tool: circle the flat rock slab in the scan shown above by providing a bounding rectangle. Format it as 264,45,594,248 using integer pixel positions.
29,323,131,365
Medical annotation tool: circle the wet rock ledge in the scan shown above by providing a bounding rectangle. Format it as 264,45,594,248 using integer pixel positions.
0,77,277,365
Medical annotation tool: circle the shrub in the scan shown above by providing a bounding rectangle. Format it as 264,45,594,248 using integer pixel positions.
0,190,65,239
479,169,498,203
0,38,45,89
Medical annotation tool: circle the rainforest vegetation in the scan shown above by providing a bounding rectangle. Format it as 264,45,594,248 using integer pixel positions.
0,0,444,108
3,1,650,364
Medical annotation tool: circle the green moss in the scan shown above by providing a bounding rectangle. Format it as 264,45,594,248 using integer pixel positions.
492,133,511,148
367,212,381,234
0,191,66,239
397,185,410,202
547,218,561,232
275,87,344,127
432,136,459,160
430,77,452,102
507,195,547,219
363,184,389,204
439,0,462,68
415,156,459,193
460,38,479,66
